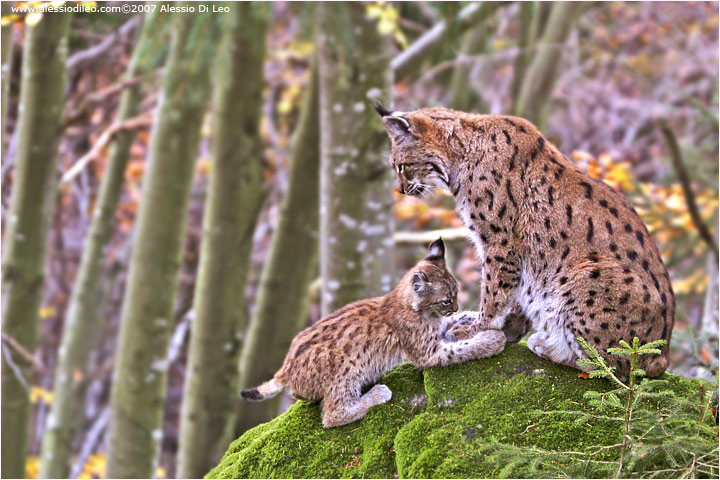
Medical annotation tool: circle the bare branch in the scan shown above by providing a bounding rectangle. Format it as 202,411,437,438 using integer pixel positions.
71,408,109,478
394,227,470,246
391,2,508,78
67,15,142,73
658,120,719,260
63,73,153,127
60,114,153,185
1,339,30,392
1,333,43,369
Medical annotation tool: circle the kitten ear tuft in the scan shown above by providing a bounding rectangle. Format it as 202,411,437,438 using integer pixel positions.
412,271,429,292
425,237,446,261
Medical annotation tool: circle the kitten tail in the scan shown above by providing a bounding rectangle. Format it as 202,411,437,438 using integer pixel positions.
240,378,283,402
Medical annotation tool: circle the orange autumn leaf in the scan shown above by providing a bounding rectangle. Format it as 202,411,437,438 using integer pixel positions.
578,372,591,379
126,162,146,180
700,345,713,364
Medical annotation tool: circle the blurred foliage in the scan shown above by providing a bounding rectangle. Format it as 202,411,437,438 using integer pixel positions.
366,1,407,49
26,453,167,479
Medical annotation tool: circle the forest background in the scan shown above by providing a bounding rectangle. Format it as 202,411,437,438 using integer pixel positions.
0,1,718,478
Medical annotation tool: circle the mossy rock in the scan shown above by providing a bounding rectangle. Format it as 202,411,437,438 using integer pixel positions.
207,343,717,479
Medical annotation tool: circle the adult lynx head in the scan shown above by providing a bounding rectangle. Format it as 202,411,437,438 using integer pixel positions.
374,101,454,197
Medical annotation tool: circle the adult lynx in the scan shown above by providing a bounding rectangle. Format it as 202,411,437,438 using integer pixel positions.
376,103,673,379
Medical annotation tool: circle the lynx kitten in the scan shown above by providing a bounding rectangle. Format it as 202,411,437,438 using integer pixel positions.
241,239,505,427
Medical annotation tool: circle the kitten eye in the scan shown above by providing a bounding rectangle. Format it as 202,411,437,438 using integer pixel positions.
441,300,450,305
398,164,404,174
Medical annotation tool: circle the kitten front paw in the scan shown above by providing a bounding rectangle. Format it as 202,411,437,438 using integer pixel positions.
447,311,479,327
445,323,477,341
368,384,392,404
470,329,506,357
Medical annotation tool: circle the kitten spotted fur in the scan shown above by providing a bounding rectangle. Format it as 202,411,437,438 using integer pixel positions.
240,239,505,427
376,104,674,379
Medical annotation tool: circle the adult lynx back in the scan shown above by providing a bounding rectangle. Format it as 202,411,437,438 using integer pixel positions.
375,103,674,379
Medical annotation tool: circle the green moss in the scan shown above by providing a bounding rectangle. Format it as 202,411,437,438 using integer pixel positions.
396,343,621,478
206,363,426,479
207,343,717,479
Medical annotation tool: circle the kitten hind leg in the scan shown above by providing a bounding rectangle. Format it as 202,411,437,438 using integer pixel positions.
321,384,392,428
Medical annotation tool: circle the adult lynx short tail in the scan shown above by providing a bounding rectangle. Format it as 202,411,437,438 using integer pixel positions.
240,378,283,402
642,354,669,378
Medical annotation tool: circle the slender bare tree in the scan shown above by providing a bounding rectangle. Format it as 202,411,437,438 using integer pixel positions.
38,8,170,478
236,57,320,434
105,8,220,478
1,1,14,141
0,12,72,479
177,4,268,477
318,2,395,316
514,2,592,127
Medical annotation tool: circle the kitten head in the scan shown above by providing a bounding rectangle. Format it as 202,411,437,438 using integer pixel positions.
407,238,459,317
374,102,452,198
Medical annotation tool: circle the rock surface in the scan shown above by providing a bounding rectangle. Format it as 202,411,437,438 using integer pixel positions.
207,343,714,478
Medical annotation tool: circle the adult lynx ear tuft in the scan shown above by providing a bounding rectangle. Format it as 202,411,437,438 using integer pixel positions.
425,237,446,262
374,101,414,141
373,100,392,117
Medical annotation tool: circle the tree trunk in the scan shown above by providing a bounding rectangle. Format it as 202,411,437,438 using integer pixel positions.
235,58,320,435
702,234,719,338
0,13,72,479
1,1,13,141
318,3,395,315
38,9,169,478
510,1,540,113
514,1,588,127
105,9,220,478
448,11,492,113
177,4,268,477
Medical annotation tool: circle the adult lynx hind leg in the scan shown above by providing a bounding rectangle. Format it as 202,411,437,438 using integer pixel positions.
502,311,532,342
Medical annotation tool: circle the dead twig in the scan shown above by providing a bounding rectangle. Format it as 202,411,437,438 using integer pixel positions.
60,114,153,185
1,333,43,369
394,227,470,246
658,120,719,260
1,345,29,392
63,73,154,127
67,15,142,73
71,407,109,478
391,2,509,77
